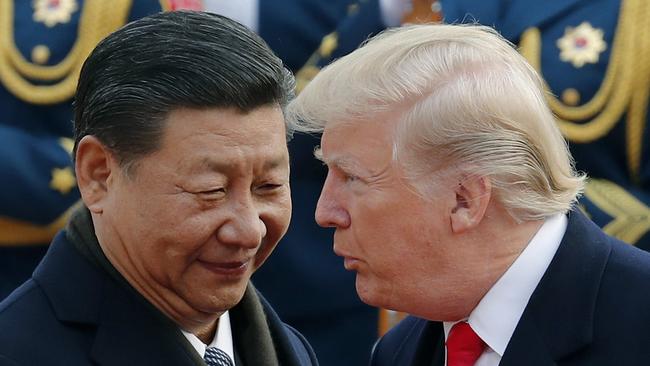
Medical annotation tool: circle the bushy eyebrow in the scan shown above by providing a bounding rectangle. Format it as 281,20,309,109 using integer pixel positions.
316,149,369,178
262,155,290,171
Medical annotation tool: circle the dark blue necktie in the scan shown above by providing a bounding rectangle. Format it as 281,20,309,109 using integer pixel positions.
204,347,234,366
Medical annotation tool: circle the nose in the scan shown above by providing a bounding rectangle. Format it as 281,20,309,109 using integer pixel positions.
217,197,267,249
315,174,351,229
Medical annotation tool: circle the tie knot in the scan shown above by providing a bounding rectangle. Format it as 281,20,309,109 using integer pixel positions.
204,347,234,366
446,322,486,366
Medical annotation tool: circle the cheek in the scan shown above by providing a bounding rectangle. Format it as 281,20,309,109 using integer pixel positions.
262,192,293,237
359,201,445,272
137,233,196,280
136,213,219,279
254,199,292,267
350,195,414,250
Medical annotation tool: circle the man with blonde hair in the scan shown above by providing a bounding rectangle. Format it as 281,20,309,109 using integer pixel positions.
287,24,650,365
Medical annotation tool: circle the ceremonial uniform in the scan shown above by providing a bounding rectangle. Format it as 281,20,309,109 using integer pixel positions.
0,0,170,299
441,0,650,249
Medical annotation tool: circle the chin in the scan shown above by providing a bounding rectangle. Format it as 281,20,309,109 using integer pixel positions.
198,294,242,315
188,283,249,314
356,275,409,314
355,277,385,308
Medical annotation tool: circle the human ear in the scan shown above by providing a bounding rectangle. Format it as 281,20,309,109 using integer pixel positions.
74,135,116,214
450,175,492,233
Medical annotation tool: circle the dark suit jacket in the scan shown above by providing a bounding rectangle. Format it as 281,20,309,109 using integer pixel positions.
370,210,650,365
0,231,317,366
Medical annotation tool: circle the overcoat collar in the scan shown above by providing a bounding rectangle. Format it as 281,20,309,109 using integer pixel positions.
33,231,203,365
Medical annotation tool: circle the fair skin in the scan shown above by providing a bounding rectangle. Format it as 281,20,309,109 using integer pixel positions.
315,109,543,321
75,106,291,343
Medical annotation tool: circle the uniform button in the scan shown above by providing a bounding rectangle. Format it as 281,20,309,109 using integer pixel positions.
561,88,581,106
31,45,51,65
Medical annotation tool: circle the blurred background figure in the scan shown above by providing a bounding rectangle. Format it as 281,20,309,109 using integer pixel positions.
440,0,650,249
204,1,440,365
0,0,202,299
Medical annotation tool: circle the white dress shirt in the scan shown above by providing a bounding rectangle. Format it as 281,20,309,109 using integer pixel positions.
182,311,236,365
443,213,568,366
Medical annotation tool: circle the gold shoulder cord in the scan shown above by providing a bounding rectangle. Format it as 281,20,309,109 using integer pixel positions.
519,0,650,180
0,0,133,105
585,178,650,244
295,32,339,94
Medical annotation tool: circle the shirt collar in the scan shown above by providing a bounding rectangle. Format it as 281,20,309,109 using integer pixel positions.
181,311,235,364
443,213,567,356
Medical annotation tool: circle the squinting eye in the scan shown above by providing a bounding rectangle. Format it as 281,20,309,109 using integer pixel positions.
197,188,226,200
345,174,360,183
257,183,283,192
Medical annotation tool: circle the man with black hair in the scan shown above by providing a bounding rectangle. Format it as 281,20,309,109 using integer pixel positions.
0,11,317,366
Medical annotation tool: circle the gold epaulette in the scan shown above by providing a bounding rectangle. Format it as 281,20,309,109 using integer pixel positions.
518,0,650,181
0,0,133,105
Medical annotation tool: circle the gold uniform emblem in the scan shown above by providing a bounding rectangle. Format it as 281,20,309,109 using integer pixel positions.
49,167,76,195
557,22,607,68
33,0,79,28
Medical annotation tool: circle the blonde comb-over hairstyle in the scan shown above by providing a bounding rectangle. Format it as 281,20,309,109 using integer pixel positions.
286,24,585,222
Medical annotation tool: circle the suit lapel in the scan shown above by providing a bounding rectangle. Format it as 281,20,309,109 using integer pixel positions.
412,321,445,366
501,210,611,365
499,318,557,366
386,318,445,366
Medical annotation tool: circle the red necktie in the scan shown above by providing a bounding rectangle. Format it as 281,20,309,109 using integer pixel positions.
446,322,486,366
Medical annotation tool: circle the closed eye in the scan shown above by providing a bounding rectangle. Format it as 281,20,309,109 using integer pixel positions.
197,188,226,200
263,183,282,189
255,183,285,194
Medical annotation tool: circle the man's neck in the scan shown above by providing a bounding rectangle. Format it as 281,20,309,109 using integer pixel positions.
455,216,547,320
419,208,547,322
195,318,219,345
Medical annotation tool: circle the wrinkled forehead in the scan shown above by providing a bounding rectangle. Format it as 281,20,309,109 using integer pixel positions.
157,106,289,158
316,115,399,166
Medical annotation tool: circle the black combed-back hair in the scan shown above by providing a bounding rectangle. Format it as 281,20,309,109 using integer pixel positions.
73,10,295,169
